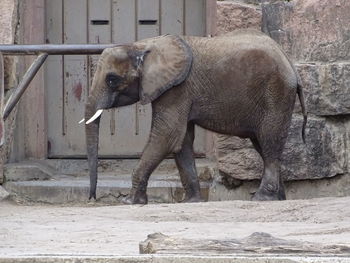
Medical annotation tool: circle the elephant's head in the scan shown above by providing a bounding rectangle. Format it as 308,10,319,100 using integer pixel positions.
83,35,193,199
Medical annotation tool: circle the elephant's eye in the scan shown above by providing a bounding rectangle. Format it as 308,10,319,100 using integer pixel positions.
105,73,122,89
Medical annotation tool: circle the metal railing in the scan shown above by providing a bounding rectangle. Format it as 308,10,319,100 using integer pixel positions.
0,44,118,120
0,44,118,146
0,44,117,56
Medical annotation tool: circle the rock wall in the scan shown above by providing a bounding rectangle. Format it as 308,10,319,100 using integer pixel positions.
215,0,350,191
0,0,19,183
216,1,262,35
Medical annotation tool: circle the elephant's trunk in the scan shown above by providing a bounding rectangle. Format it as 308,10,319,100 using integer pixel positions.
85,98,101,200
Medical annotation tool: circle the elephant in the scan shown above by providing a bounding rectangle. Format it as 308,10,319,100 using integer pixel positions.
81,29,307,204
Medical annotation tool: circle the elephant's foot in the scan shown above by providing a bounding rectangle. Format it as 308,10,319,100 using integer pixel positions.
252,185,286,201
89,190,97,200
121,191,148,205
182,193,204,203
133,190,148,204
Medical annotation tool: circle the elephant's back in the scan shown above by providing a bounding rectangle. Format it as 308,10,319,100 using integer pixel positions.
183,30,298,135
182,30,296,83
182,31,297,94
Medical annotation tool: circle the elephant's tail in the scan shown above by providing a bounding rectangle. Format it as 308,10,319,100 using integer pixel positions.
297,80,307,144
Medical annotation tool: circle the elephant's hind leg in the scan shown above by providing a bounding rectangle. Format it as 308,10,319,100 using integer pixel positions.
252,159,286,201
175,122,203,203
251,116,290,201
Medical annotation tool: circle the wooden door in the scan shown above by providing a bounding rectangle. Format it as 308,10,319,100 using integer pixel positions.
45,0,208,158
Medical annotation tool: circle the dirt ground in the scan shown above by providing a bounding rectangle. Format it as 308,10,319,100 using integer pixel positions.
1,197,350,257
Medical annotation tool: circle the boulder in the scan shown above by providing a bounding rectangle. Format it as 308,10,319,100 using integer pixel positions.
296,63,350,116
0,0,17,44
281,115,347,181
216,1,262,36
0,0,17,184
217,115,348,182
262,0,350,62
216,136,263,181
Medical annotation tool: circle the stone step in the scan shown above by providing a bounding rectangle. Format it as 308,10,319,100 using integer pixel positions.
5,174,211,204
3,159,216,204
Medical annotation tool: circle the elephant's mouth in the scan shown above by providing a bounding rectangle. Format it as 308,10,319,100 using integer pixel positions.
79,92,118,124
79,109,104,124
86,109,104,124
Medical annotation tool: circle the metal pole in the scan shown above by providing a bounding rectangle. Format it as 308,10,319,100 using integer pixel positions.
3,53,49,120
0,44,118,55
0,52,4,145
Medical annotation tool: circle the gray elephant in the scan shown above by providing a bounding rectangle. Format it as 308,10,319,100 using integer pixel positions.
82,29,307,204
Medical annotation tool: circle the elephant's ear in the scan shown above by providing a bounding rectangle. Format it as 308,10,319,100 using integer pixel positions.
135,35,193,104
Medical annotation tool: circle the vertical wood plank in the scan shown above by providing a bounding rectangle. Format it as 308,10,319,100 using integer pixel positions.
137,0,159,39
0,53,4,147
135,0,158,156
16,0,47,159
88,0,114,156
62,0,88,156
185,0,206,36
160,0,183,35
88,0,112,44
112,0,136,43
0,52,3,182
46,0,63,157
206,0,217,36
104,0,148,156
109,0,137,156
138,0,159,20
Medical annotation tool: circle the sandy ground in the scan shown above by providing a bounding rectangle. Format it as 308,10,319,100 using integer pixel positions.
1,197,350,257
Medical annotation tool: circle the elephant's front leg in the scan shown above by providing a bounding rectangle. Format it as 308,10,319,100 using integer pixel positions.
129,141,168,204
123,103,190,205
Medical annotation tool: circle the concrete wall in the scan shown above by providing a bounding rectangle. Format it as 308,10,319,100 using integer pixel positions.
214,0,350,199
0,0,19,184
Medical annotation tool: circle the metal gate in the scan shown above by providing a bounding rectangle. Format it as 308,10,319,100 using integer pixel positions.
45,0,208,158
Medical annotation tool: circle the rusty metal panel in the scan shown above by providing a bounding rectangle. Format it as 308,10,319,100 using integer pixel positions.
160,0,184,35
185,0,206,36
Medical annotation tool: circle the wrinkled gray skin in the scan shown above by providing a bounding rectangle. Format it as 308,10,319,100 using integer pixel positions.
85,30,307,204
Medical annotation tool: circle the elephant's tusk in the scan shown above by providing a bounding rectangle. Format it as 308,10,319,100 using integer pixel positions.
78,118,85,124
86,109,103,124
